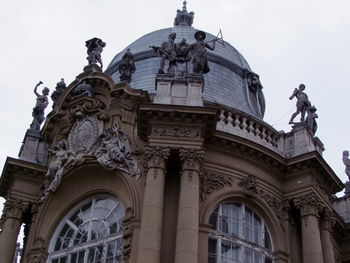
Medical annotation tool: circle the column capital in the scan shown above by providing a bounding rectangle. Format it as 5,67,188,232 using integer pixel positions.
320,208,336,232
294,192,324,218
145,146,170,169
179,148,205,181
0,197,28,228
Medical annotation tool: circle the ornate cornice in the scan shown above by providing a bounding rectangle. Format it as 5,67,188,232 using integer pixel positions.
200,170,233,201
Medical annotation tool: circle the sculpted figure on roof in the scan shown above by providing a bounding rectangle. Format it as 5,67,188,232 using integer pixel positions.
343,150,350,181
151,33,177,74
85,37,106,69
289,84,311,124
30,81,49,130
191,30,215,75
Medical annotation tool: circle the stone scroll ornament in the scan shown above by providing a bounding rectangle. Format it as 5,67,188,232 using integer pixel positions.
95,124,141,179
30,81,50,130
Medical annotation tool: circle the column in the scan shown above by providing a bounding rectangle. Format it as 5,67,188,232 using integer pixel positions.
320,209,335,263
174,148,204,263
136,146,170,263
0,197,27,263
295,193,324,263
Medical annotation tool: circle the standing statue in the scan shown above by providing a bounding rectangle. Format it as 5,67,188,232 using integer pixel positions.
85,37,106,69
41,140,70,200
151,33,177,74
289,84,311,124
191,31,215,75
30,81,49,130
51,78,67,106
176,38,191,64
118,49,136,83
343,150,350,181
305,105,318,135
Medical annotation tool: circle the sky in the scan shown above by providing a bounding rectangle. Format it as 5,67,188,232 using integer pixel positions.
0,0,349,247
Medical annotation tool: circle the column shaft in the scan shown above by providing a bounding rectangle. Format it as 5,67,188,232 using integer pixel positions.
320,211,335,263
136,147,169,263
301,214,324,263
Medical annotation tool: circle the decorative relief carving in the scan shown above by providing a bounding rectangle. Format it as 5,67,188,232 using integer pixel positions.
320,208,336,232
238,175,258,196
95,124,141,179
152,126,200,138
179,148,205,181
200,170,233,201
68,109,100,155
122,208,134,263
27,237,47,263
144,146,170,179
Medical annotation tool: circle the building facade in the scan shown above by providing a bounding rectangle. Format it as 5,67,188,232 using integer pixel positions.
0,3,350,263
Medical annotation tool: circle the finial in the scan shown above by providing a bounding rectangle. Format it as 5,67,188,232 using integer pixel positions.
174,1,194,26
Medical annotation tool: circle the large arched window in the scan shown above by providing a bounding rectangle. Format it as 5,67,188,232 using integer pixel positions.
47,196,124,263
208,201,273,263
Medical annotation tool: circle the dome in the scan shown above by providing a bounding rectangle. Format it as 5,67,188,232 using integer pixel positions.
105,20,265,119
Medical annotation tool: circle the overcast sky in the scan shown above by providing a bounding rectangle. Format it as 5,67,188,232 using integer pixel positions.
0,0,349,243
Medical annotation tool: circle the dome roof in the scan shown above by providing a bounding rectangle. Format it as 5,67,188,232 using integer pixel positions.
105,25,264,119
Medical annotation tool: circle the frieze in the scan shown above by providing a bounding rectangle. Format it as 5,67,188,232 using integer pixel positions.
200,170,233,201
152,126,200,138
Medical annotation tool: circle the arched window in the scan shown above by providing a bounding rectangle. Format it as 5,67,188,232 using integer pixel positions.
47,196,124,263
208,201,273,263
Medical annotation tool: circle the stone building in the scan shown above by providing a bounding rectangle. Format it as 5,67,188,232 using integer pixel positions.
0,3,350,263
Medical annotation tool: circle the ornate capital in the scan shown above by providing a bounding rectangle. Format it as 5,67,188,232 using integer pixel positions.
294,192,324,218
145,146,171,168
179,148,204,181
0,197,28,228
320,209,336,231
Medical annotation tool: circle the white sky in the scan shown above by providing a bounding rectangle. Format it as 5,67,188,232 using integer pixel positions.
0,0,349,246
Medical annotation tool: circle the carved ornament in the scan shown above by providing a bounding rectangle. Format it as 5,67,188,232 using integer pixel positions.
0,197,28,230
144,146,170,179
27,237,47,263
294,192,325,218
200,170,233,201
238,175,258,196
152,126,200,138
179,148,205,181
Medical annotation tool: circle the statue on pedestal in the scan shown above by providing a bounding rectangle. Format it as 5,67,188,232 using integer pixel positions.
289,84,311,124
151,33,177,74
190,31,215,75
30,81,49,130
85,37,106,69
118,49,136,83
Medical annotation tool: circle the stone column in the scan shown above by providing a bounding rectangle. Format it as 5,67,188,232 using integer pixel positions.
136,146,170,263
320,209,336,263
174,148,204,263
295,193,324,263
0,197,27,263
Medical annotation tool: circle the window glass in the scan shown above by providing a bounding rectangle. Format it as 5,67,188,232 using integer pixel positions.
48,196,124,263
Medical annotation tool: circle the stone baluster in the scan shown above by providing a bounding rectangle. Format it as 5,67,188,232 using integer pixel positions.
247,120,254,133
0,197,28,263
174,148,204,263
216,110,225,131
261,127,267,140
227,112,233,128
233,114,240,127
254,123,261,138
241,117,248,130
295,193,324,263
320,209,336,263
136,146,170,263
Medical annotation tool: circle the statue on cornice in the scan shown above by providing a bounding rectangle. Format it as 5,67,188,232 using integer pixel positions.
85,37,106,69
289,84,311,124
30,81,49,131
51,78,66,106
151,33,177,74
118,49,136,83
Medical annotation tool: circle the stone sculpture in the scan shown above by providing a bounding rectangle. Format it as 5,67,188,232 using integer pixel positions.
85,37,106,69
30,81,49,130
51,78,67,106
118,49,136,83
176,38,191,64
151,33,177,74
73,80,93,97
343,150,350,181
96,124,141,179
289,84,311,124
174,1,194,26
246,72,266,117
41,140,70,199
305,105,318,135
190,31,215,75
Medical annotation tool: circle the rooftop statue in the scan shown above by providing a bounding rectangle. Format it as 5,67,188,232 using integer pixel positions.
85,37,106,69
151,33,177,74
305,105,318,135
30,81,49,131
343,150,350,181
191,31,215,75
73,80,94,97
174,1,194,26
289,84,311,124
176,38,191,64
246,72,266,117
118,49,136,83
51,78,67,106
